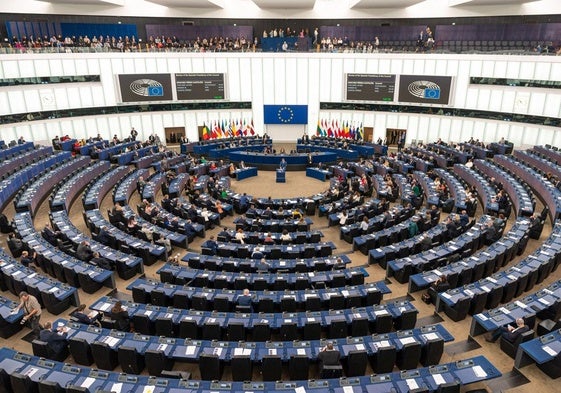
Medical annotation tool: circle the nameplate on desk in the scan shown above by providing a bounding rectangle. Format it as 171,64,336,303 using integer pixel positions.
472,365,487,378
210,382,232,390
374,340,391,348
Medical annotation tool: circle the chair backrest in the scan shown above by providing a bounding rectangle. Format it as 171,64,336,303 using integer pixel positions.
199,354,223,380
396,341,421,370
132,314,153,335
227,322,246,341
231,356,252,381
68,337,93,366
202,322,221,340
289,355,309,380
91,341,118,370
395,309,417,330
155,317,174,337
32,339,50,359
303,321,321,340
151,290,168,307
253,323,271,341
436,381,461,393
371,345,396,373
145,349,174,376
375,313,393,334
179,319,199,339
346,350,368,376
262,356,282,381
118,346,145,374
213,296,230,312
280,322,298,341
38,379,64,393
328,319,348,339
420,337,444,366
351,318,369,337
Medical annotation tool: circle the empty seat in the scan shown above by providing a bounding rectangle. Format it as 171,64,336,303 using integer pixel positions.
68,337,93,366
199,353,223,380
420,337,444,366
91,341,118,370
118,346,145,374
231,356,253,381
262,355,283,381
396,341,421,370
289,355,309,380
343,350,368,377
370,345,396,373
145,349,175,376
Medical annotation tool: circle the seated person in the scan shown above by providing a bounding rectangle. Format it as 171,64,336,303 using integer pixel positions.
96,225,112,245
20,250,37,269
256,258,270,273
317,342,341,377
485,317,529,343
280,229,292,242
202,236,218,255
71,304,102,326
237,288,254,311
39,321,69,357
251,246,265,259
424,275,450,304
76,240,94,262
110,301,131,332
7,233,24,256
90,252,114,270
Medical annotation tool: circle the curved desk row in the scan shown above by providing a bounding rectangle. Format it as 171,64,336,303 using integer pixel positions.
0,347,500,393
13,212,115,294
154,264,368,290
90,296,418,335
182,253,351,273
128,276,380,313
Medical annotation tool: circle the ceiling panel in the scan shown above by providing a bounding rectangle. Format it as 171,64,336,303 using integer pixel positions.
146,0,224,7
252,0,316,9
36,0,124,4
350,0,425,9
451,0,540,5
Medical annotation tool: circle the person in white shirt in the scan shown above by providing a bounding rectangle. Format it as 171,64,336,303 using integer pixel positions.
337,210,348,225
235,228,246,244
360,216,369,233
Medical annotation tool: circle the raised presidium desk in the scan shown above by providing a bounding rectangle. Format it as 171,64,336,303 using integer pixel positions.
228,151,338,171
0,346,501,393
235,167,258,180
306,168,331,182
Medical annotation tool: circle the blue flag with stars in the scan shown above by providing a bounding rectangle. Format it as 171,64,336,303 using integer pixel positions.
263,105,308,124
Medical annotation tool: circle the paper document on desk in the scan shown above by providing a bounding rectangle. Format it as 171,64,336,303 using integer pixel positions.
295,386,306,393
111,383,123,393
81,377,95,388
406,379,419,390
543,345,558,356
342,386,354,393
400,337,416,345
297,348,306,355
432,373,446,385
472,365,487,378
341,290,349,297
104,337,120,347
142,386,155,393
441,292,452,299
99,302,112,311
185,346,196,355
375,340,391,348
268,348,277,355
539,298,551,305
355,343,365,351
424,333,439,341
213,347,223,356
515,301,527,308
157,344,168,352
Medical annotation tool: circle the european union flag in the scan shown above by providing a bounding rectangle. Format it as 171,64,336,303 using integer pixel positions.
423,88,440,100
263,105,308,124
148,86,164,96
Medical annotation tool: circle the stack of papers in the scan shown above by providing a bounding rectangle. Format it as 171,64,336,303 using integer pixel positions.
472,365,487,378
185,346,196,355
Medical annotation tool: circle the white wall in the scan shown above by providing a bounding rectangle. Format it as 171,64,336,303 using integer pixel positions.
1,0,561,19
0,51,560,147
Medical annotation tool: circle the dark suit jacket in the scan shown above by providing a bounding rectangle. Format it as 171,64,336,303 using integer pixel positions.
317,349,341,370
39,328,68,354
503,325,529,343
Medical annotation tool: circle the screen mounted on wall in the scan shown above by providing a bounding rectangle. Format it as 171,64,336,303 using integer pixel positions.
346,74,396,102
398,75,453,105
175,73,226,100
118,73,173,103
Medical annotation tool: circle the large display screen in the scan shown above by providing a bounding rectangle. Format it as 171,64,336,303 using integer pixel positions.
118,73,173,102
175,73,226,100
346,74,396,102
398,75,453,105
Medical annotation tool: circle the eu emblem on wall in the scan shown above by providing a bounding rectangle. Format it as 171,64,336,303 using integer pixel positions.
264,105,308,124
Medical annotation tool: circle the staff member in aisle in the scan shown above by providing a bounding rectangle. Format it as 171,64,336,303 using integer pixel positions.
14,291,42,335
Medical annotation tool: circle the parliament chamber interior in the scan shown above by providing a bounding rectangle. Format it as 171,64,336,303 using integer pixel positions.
1,1,561,392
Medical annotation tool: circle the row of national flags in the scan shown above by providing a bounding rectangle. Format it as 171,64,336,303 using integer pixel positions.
316,119,364,140
202,119,256,140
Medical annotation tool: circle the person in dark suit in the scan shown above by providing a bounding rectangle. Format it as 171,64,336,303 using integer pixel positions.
90,252,114,270
486,318,529,343
459,210,469,227
202,236,218,255
317,342,341,376
111,301,131,332
76,240,94,262
39,321,68,357
7,233,24,256
237,288,254,311
71,304,101,326
484,221,497,245
96,225,112,245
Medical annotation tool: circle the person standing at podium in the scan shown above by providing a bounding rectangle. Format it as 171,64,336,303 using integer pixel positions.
279,158,287,171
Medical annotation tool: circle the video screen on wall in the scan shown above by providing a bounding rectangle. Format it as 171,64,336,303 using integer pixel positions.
346,74,396,102
118,73,173,102
175,73,226,100
398,75,453,105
